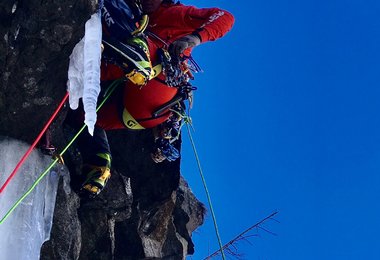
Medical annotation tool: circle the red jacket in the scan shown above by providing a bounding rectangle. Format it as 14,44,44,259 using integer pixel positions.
148,3,234,48
96,3,234,130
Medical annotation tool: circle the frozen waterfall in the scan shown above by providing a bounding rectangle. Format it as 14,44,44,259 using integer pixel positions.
0,138,60,260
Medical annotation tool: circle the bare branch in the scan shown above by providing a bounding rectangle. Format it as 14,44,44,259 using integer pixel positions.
203,211,279,260
257,225,278,236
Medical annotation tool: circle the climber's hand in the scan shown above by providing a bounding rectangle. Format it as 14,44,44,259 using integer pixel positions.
169,34,201,58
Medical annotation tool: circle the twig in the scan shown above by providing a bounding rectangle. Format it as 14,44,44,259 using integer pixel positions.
203,211,279,260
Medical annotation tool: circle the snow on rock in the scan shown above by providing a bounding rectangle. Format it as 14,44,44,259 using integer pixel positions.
0,138,60,260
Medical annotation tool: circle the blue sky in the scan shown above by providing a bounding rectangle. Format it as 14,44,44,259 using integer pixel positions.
180,0,380,259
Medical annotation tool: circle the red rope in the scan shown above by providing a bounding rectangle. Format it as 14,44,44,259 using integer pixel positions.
0,91,69,194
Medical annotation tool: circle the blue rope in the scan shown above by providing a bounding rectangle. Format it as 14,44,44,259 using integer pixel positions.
185,123,226,260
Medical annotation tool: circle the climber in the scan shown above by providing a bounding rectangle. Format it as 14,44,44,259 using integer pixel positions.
65,0,234,197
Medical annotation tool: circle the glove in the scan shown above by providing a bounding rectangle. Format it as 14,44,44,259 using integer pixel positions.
169,34,201,58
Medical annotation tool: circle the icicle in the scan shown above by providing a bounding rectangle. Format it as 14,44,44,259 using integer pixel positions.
67,38,84,110
83,11,102,136
12,2,18,14
67,10,102,136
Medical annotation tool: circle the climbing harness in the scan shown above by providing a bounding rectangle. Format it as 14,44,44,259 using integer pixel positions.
0,79,123,224
0,92,69,194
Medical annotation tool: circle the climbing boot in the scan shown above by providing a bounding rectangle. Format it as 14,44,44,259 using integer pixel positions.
81,166,111,196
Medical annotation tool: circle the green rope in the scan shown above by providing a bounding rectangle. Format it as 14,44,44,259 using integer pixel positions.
0,79,123,225
185,123,226,260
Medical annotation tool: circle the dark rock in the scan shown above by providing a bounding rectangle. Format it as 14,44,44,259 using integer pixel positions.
0,0,92,143
40,172,82,260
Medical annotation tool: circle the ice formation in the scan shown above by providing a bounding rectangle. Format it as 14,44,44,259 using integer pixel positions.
0,138,60,260
67,10,102,135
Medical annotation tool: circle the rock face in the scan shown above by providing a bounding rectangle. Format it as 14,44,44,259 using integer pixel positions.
0,1,205,259
0,0,93,142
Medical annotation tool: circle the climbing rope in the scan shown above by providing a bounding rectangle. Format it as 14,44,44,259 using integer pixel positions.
0,79,123,224
0,92,69,194
185,123,226,260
